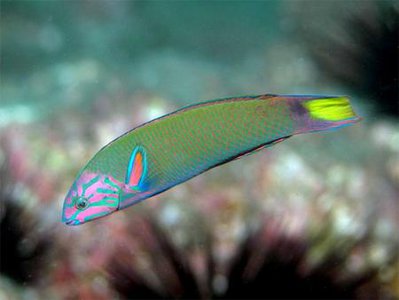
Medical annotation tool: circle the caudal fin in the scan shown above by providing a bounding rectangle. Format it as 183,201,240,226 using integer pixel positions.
294,96,361,133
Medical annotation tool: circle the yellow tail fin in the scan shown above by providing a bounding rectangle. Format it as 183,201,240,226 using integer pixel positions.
303,96,358,122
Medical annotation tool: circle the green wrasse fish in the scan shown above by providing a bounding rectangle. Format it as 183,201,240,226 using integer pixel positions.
62,94,361,225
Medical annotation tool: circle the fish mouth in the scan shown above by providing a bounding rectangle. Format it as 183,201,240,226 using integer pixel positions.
64,219,81,226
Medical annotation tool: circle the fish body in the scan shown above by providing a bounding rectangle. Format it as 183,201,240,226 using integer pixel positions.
62,94,360,225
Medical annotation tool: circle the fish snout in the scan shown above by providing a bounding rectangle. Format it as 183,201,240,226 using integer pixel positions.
64,218,81,226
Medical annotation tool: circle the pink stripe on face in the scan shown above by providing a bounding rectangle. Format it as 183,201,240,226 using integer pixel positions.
76,205,111,223
62,171,122,225
85,183,99,198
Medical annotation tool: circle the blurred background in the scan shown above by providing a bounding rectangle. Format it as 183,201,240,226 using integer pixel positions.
1,1,398,299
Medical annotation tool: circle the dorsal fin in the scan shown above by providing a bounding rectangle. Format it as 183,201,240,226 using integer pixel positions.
125,146,147,188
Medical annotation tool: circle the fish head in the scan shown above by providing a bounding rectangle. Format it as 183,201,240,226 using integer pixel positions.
62,171,122,225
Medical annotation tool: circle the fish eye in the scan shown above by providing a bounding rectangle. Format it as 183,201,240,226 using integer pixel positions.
75,197,89,210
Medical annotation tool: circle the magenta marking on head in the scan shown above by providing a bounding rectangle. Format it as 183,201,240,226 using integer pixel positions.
62,172,123,225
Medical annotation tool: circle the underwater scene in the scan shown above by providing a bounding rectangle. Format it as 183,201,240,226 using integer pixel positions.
1,1,398,299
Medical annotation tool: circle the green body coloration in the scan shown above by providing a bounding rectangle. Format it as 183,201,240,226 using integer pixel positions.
62,94,361,225
89,96,293,207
